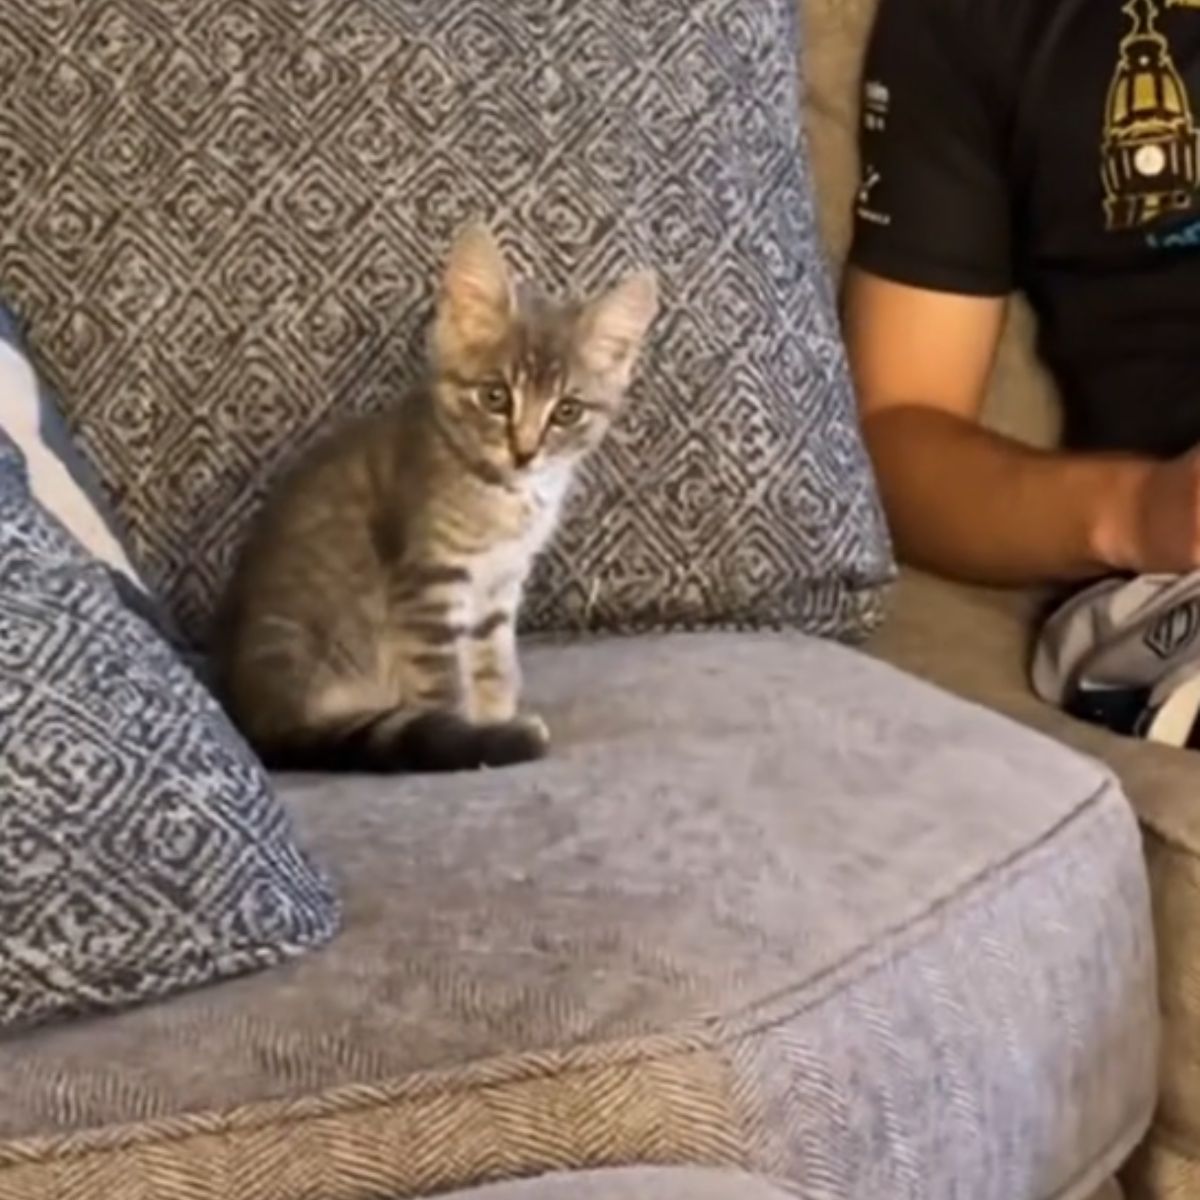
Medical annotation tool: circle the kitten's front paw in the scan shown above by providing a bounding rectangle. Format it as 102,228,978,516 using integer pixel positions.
518,712,550,748
477,713,550,767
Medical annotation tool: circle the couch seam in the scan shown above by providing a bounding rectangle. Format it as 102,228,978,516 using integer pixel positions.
717,770,1128,1032
0,1037,726,1170
0,1015,1150,1182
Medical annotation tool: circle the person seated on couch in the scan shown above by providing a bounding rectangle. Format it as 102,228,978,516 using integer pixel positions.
841,0,1200,744
842,0,1200,587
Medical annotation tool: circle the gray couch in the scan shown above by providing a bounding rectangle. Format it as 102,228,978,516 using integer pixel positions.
0,4,1171,1200
0,630,1158,1200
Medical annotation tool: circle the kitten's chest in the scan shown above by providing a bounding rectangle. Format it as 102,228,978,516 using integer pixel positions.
481,492,560,575
469,474,568,593
479,472,567,551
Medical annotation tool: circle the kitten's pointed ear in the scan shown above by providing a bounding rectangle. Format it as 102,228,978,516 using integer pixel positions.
434,222,514,359
577,269,660,382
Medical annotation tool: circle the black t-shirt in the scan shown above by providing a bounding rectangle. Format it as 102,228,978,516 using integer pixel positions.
848,0,1200,457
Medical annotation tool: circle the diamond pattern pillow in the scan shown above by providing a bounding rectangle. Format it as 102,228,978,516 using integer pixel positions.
0,431,339,1032
0,0,894,643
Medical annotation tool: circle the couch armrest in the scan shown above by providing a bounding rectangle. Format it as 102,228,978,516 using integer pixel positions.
867,568,1200,849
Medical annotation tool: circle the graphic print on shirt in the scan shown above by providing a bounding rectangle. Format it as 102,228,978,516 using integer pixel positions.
855,81,891,227
1102,0,1200,230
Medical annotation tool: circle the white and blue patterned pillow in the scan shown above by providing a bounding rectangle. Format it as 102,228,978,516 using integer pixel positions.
0,430,339,1031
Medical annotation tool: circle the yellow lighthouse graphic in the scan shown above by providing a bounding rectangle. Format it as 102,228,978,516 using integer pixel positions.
1101,0,1200,230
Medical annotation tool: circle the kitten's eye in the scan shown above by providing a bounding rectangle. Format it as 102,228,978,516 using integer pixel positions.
478,382,511,416
551,397,585,427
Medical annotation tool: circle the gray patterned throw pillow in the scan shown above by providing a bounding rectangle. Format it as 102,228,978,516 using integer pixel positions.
0,0,894,643
0,432,338,1032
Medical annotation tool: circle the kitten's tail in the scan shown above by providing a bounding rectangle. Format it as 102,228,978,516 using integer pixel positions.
256,709,550,774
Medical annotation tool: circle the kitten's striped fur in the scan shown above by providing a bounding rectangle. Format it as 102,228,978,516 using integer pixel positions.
214,224,658,772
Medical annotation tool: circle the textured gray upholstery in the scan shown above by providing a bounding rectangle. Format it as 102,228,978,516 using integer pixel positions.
0,632,1157,1200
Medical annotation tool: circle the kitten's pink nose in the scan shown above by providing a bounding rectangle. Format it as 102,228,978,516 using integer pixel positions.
510,435,540,468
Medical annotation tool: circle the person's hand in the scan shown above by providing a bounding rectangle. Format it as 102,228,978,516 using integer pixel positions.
1097,446,1200,574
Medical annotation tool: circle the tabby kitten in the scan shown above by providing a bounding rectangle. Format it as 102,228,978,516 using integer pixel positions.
215,223,658,773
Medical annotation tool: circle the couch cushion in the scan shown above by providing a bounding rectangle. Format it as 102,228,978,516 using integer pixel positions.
0,0,893,644
0,631,1155,1200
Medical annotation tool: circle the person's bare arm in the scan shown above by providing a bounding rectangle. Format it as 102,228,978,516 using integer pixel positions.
841,267,1178,585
